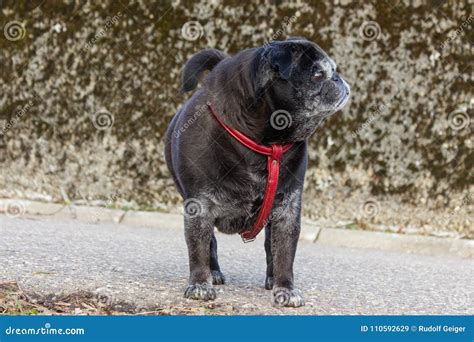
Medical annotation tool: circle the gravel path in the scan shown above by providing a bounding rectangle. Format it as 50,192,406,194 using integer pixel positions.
0,215,472,315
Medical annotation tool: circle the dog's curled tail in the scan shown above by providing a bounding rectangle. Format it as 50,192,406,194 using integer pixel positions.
182,49,229,92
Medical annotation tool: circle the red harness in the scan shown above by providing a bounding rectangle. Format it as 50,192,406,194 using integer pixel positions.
207,104,293,242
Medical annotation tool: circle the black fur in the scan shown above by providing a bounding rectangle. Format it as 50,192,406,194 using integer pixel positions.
165,38,350,307
181,49,229,92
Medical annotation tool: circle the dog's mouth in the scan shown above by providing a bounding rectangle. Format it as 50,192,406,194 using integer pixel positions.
333,77,351,110
335,86,350,111
304,81,350,119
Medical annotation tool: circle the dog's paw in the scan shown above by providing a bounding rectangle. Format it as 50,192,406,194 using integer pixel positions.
264,276,274,290
211,270,226,285
272,287,304,307
184,283,217,301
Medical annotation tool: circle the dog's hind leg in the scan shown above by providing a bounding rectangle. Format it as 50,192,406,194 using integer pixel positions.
264,224,274,290
210,233,225,285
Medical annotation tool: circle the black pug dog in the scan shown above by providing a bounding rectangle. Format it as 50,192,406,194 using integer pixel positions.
165,37,350,307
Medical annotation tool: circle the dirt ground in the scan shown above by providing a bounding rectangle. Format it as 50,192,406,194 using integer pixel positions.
0,281,236,316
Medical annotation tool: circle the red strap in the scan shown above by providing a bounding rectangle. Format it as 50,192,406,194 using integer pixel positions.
207,104,293,242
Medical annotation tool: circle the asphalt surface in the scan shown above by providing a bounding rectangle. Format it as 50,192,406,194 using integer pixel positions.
0,215,472,315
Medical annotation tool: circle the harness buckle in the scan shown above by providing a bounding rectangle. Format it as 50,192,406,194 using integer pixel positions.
241,235,256,243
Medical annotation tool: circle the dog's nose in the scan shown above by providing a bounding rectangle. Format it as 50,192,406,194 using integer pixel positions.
331,73,341,82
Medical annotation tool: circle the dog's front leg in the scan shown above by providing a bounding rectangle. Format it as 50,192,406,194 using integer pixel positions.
269,199,305,307
264,224,274,290
183,213,216,301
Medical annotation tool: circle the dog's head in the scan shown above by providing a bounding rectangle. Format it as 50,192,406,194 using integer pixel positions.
255,38,350,142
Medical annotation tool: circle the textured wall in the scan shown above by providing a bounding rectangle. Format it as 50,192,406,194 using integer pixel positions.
0,1,472,236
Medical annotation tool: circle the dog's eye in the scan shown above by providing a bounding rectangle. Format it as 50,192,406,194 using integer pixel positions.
311,70,324,82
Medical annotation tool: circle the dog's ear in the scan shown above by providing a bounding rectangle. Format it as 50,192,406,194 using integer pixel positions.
268,44,294,80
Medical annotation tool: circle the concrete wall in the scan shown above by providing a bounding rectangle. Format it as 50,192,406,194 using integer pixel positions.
0,1,472,236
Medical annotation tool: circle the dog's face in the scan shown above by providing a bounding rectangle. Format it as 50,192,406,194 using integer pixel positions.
258,39,350,141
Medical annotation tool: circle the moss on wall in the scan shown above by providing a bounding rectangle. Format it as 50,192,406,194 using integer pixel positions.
0,0,472,235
